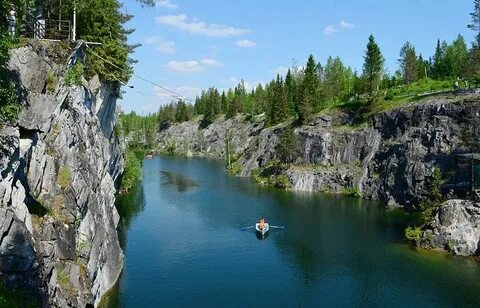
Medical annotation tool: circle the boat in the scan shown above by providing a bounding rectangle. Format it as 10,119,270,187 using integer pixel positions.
255,222,269,238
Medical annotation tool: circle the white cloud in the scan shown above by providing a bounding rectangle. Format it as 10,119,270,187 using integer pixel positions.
164,58,223,73
144,36,176,55
236,40,256,48
156,14,249,37
324,25,338,35
164,60,204,73
155,0,178,9
200,58,224,67
340,20,355,29
324,20,355,36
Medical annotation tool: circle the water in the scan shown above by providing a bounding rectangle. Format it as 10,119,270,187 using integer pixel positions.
102,157,480,307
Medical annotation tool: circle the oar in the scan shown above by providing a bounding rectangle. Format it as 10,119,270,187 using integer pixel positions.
240,226,255,231
270,225,285,229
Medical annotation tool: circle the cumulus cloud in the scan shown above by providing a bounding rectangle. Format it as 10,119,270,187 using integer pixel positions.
156,14,249,37
324,20,355,35
144,36,176,55
340,20,355,29
236,40,256,48
164,58,224,73
156,0,178,9
200,58,224,68
324,25,339,35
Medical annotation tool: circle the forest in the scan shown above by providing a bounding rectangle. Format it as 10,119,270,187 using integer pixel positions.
156,1,480,128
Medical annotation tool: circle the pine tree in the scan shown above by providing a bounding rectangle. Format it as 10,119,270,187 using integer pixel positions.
432,39,447,79
174,100,189,123
468,0,480,46
298,54,319,124
268,75,289,125
362,35,385,101
285,69,297,115
417,54,428,79
221,91,228,114
399,42,418,84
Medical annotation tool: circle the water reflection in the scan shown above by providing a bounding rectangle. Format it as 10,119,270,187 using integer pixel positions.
159,171,199,193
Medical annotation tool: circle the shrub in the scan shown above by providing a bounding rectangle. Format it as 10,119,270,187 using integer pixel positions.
405,226,423,242
340,187,361,197
65,62,84,86
0,70,20,126
120,147,142,194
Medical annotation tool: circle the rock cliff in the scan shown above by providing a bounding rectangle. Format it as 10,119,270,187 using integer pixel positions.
157,95,480,256
0,41,124,306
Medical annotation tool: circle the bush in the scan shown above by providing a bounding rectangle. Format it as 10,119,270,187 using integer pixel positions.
340,187,361,197
405,226,423,242
0,70,20,126
65,62,85,86
120,147,142,194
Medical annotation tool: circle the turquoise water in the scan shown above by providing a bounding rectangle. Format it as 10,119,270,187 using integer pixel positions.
102,156,480,307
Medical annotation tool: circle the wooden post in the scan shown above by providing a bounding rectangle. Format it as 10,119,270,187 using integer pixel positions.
72,0,76,41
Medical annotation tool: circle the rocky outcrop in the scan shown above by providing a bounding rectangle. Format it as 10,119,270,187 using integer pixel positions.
422,200,480,256
157,95,480,255
159,97,479,208
0,41,124,306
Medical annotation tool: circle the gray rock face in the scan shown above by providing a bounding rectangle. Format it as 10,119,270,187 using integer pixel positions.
423,199,480,256
0,42,124,306
159,97,480,207
157,96,480,255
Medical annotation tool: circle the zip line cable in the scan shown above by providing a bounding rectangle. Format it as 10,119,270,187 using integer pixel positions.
86,45,193,102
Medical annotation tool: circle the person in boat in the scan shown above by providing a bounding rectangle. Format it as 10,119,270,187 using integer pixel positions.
259,218,266,230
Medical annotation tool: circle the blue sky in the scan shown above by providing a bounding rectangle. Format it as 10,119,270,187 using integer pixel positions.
119,0,473,114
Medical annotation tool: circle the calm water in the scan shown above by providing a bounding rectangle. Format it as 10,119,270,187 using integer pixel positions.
102,157,480,307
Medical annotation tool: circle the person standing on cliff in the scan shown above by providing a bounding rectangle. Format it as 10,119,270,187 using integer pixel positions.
8,5,16,37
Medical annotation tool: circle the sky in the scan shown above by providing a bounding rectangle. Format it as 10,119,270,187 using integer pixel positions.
119,0,473,114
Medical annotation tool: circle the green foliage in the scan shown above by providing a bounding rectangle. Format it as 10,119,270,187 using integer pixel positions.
399,41,419,84
121,111,158,147
340,187,361,197
276,128,298,164
405,226,423,242
57,167,71,189
362,35,385,102
468,0,480,45
384,78,452,100
65,62,84,86
120,147,142,194
46,71,58,93
57,268,70,287
252,164,291,189
0,282,39,308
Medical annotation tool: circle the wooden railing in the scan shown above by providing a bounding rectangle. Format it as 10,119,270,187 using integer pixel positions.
23,12,71,41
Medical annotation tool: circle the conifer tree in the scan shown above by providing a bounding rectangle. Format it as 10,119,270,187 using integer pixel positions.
298,54,319,124
362,35,385,101
469,0,480,46
399,42,418,84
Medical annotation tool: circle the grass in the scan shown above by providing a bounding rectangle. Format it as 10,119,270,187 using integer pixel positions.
46,71,57,93
57,167,71,190
57,268,70,287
